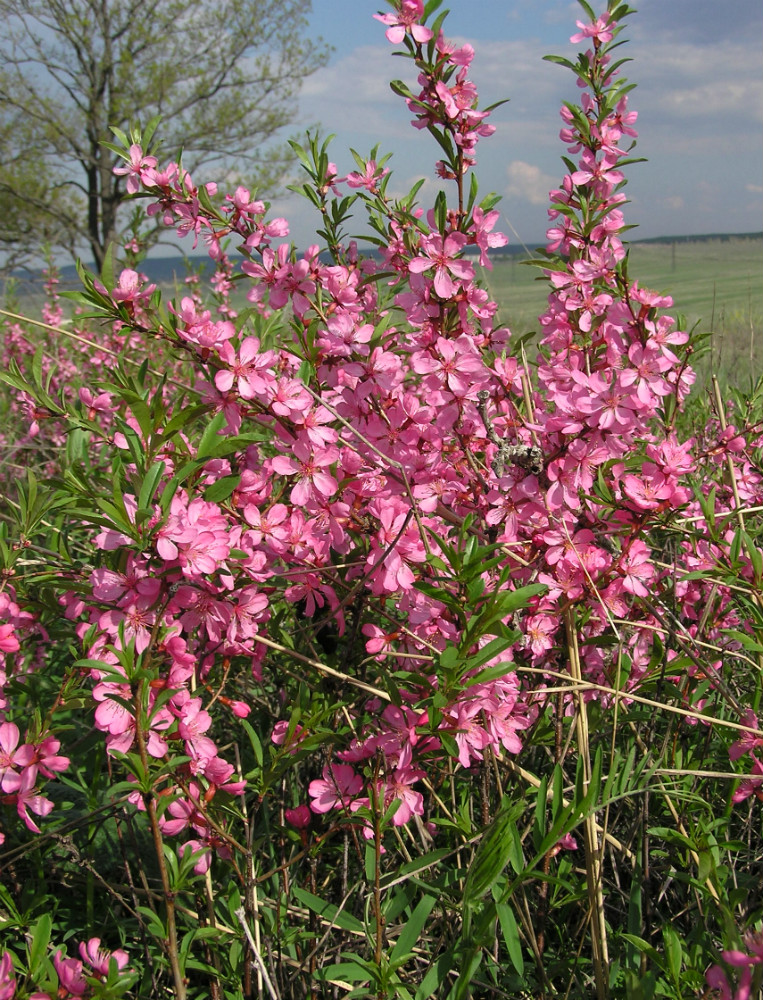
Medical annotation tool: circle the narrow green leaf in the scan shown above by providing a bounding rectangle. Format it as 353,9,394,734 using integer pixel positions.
137,460,165,511
196,410,227,458
464,799,524,904
496,902,524,975
662,924,682,984
204,474,241,504
291,887,364,933
28,913,52,972
390,894,437,962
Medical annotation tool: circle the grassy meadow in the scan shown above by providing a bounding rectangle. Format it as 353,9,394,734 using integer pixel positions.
482,234,763,388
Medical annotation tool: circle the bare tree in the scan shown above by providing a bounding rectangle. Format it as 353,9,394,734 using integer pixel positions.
0,0,329,269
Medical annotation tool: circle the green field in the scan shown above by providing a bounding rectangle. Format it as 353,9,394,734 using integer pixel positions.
482,235,763,387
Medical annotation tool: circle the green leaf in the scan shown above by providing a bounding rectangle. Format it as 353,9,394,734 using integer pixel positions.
459,635,513,671
137,460,166,511
662,924,682,985
161,403,210,441
496,902,524,975
577,0,597,21
381,848,452,889
461,657,518,688
390,79,414,100
439,645,460,671
203,474,241,504
317,959,372,987
241,720,263,768
28,913,52,973
464,799,524,904
542,54,579,71
448,948,482,1000
390,894,437,962
291,887,364,933
136,906,167,940
196,410,227,458
416,950,455,999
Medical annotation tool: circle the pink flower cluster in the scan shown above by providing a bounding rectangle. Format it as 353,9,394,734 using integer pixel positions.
0,721,68,837
0,938,131,999
45,0,756,840
706,928,763,1000
2,2,760,866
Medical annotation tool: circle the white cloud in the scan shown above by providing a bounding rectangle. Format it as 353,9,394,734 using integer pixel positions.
629,41,763,125
296,45,407,139
504,160,559,205
662,195,686,211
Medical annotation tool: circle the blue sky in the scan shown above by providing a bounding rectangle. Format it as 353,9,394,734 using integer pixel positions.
266,0,763,248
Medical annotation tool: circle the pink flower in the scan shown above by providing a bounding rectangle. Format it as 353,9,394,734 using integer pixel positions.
443,699,492,769
285,804,312,829
376,759,425,826
308,764,363,814
374,0,433,44
79,938,130,977
408,231,473,298
113,143,158,194
732,756,763,804
345,160,390,193
2,766,55,832
469,206,508,267
109,268,156,306
524,613,558,658
271,441,338,506
570,13,615,45
0,624,20,653
729,711,763,761
412,335,488,396
271,720,307,754
53,951,88,997
30,734,69,779
619,539,655,598
215,337,275,399
0,951,16,1000
0,722,34,778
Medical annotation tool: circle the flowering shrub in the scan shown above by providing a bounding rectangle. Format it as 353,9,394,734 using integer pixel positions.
1,1,762,998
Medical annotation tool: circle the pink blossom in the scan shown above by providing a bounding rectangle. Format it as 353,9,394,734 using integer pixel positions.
2,766,54,833
271,720,307,754
308,764,363,813
524,613,558,658
443,699,492,769
0,722,34,777
113,143,158,194
374,1,433,44
285,804,312,829
271,441,338,506
53,951,89,996
0,950,16,1000
0,624,19,653
376,762,425,826
469,206,508,267
619,539,655,597
570,13,615,45
215,337,275,399
408,231,473,298
345,159,390,193
79,938,130,977
729,711,763,761
732,756,763,804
